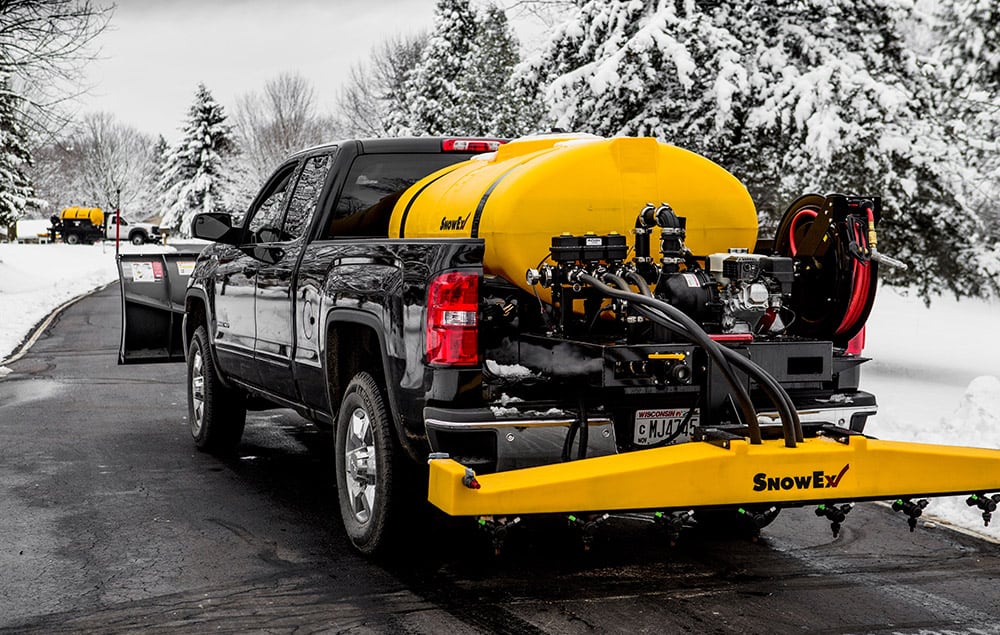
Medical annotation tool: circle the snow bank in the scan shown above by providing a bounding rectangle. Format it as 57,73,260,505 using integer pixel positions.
865,286,998,386
904,377,1000,539
864,285,1000,539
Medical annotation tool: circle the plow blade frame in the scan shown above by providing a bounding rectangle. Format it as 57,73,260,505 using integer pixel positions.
428,435,1000,516
118,251,203,364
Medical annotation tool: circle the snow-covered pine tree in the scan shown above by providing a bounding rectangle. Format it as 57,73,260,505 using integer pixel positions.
401,0,479,135
153,134,168,176
738,0,994,299
516,1,748,156
159,84,237,237
0,75,41,228
935,0,1000,242
519,0,995,299
151,134,170,213
515,0,647,135
935,0,999,141
456,4,526,137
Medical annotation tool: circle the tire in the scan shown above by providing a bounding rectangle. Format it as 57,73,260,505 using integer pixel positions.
187,325,246,454
65,232,80,245
335,371,403,555
130,232,146,245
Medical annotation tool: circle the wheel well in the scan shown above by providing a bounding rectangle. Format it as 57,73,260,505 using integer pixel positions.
185,296,207,346
325,322,384,416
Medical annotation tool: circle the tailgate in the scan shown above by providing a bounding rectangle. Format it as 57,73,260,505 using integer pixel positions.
117,251,202,364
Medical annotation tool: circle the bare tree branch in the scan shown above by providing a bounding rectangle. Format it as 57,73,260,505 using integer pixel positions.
232,72,338,183
0,0,114,134
335,32,427,137
28,111,159,218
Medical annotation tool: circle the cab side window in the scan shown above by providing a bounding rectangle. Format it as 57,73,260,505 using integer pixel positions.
247,164,296,243
282,154,332,241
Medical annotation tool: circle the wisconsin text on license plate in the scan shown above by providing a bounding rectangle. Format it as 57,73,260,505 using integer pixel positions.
633,408,699,446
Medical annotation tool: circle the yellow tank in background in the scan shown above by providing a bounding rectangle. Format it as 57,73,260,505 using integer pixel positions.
60,207,105,226
389,136,758,298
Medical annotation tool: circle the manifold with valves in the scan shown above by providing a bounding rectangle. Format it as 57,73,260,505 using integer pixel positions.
525,195,898,348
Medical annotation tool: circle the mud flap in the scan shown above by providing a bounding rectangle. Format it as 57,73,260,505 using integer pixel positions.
428,435,1000,516
118,251,202,364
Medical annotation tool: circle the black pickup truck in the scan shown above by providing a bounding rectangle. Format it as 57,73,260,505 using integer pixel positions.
120,135,881,554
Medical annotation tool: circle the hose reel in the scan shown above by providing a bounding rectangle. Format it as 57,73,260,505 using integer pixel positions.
773,193,881,347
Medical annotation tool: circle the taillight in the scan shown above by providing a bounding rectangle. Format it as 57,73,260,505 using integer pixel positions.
441,138,504,153
426,272,479,366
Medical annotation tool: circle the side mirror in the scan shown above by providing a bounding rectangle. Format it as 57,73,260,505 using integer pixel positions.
191,212,241,244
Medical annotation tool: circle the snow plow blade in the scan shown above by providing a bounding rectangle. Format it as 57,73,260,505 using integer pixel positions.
117,251,203,364
427,435,1000,516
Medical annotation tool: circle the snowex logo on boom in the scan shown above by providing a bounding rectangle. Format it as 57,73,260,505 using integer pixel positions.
752,464,850,492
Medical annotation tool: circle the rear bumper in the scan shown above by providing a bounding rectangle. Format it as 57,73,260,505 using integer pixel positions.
425,406,617,471
424,396,876,473
759,403,877,432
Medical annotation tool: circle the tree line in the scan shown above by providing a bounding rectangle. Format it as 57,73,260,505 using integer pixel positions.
1,0,996,299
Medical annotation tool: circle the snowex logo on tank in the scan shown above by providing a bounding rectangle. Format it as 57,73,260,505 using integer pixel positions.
752,464,850,492
439,213,471,231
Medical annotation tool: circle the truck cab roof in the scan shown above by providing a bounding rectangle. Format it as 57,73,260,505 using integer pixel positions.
288,137,504,161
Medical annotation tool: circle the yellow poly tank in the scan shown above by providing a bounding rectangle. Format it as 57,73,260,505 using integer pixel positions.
390,136,757,298
61,207,104,226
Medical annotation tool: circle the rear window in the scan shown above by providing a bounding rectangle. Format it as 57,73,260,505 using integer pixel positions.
323,153,473,239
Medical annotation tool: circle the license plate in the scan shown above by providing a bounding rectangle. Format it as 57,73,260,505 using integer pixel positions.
633,408,699,446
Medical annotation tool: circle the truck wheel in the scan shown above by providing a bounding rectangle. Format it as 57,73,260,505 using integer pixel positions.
335,371,400,555
65,233,80,245
188,326,246,454
130,232,146,245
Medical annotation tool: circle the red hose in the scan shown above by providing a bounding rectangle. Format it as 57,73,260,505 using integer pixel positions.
835,208,875,336
835,226,864,335
788,209,818,256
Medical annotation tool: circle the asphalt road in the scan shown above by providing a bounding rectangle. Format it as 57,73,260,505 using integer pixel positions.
1,284,999,634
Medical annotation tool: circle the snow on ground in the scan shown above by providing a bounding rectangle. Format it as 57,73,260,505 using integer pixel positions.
0,244,998,537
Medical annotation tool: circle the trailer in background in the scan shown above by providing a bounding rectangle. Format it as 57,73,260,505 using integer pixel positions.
49,207,105,245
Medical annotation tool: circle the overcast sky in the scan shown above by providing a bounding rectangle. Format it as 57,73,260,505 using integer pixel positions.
79,0,539,141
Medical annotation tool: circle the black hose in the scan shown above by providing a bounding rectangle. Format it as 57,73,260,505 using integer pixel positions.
594,273,765,445
618,271,802,443
630,301,802,447
577,395,589,459
719,347,803,442
625,270,652,297
561,418,578,462
628,300,802,446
